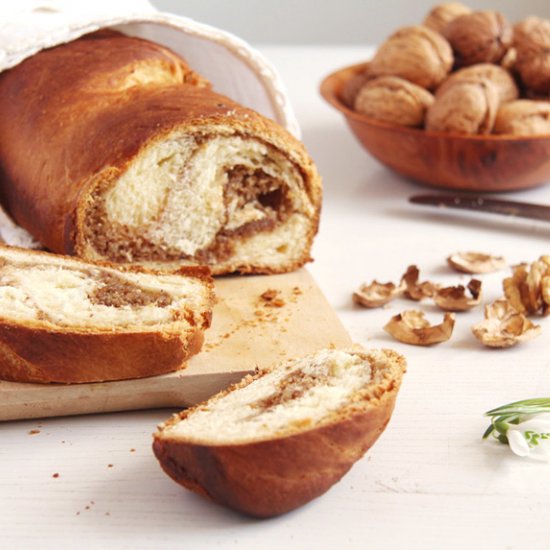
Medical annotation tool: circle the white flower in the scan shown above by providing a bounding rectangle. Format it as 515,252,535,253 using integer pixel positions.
506,415,550,462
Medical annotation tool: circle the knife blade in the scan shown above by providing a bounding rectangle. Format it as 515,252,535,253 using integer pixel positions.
409,194,550,223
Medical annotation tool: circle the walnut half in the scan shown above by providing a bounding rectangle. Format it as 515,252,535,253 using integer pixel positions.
384,310,455,346
447,251,506,274
353,281,399,308
400,265,439,301
433,279,482,312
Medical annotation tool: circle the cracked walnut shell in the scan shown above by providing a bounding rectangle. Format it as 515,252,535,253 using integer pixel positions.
433,279,482,312
426,77,499,134
370,25,453,90
513,16,550,96
353,280,399,308
443,11,513,67
436,63,518,104
423,2,472,34
493,100,550,136
354,76,435,127
472,299,541,348
400,265,439,301
447,251,506,274
384,310,455,346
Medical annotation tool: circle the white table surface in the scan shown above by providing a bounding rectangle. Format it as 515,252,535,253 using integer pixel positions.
1,45,550,550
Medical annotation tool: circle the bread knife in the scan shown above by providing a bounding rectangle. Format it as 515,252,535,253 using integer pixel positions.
409,194,550,223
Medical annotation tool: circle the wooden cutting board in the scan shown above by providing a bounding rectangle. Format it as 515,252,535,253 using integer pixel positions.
0,269,351,421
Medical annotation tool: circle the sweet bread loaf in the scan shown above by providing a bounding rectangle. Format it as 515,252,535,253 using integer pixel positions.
0,245,213,384
0,32,321,275
153,348,406,517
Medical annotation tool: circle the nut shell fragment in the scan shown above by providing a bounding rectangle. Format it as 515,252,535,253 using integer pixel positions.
400,265,439,301
384,310,455,346
434,279,482,312
447,251,506,274
472,299,541,348
353,281,399,308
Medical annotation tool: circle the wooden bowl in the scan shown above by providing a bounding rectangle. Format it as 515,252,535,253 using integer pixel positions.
320,62,550,192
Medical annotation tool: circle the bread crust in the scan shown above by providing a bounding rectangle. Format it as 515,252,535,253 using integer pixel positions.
153,349,406,517
0,324,204,384
0,32,321,275
0,246,213,384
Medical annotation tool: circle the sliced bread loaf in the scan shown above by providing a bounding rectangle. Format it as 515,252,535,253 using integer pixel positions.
0,245,213,383
0,32,321,275
153,347,406,517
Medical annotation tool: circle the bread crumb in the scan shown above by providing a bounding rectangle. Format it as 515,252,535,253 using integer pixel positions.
28,429,40,435
260,289,285,308
130,448,136,452
107,464,113,468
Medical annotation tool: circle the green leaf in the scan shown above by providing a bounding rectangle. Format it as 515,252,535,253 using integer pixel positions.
485,398,550,418
483,398,550,445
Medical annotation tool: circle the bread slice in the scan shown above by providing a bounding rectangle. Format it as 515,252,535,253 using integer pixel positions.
0,32,322,275
153,348,406,517
0,245,213,384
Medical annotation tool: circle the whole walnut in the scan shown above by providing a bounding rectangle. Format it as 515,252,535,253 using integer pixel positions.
493,100,550,135
513,16,550,96
341,69,372,108
436,63,519,104
370,25,453,90
423,2,472,34
500,47,517,71
426,78,499,134
443,11,513,67
354,76,435,127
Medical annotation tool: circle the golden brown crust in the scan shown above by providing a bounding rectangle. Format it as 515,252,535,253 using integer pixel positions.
153,349,406,517
0,324,205,384
0,32,321,275
0,245,214,384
